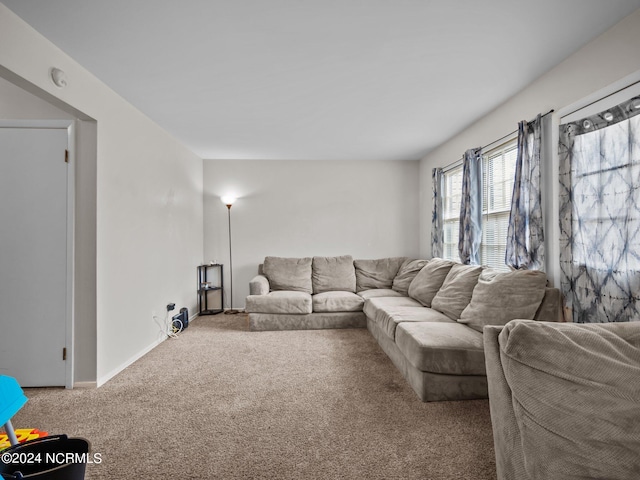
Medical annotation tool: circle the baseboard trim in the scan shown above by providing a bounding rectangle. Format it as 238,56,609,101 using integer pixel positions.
72,381,97,389
96,336,166,387
96,308,202,387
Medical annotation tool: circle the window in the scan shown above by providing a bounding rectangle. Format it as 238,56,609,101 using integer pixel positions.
439,140,518,269
481,141,517,270
442,165,463,262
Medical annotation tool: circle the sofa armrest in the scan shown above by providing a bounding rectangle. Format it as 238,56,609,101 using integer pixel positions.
534,287,563,322
249,275,270,296
484,325,526,480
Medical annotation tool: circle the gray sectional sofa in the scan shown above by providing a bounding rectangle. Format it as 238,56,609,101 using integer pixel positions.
246,255,561,402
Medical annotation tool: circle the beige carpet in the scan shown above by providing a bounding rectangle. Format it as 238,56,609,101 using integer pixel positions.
15,314,496,479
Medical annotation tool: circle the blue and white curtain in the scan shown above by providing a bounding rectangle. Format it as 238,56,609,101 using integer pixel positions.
559,95,640,323
505,114,545,270
431,168,444,258
458,148,482,265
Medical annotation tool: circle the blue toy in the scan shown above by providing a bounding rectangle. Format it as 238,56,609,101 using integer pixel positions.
0,376,28,447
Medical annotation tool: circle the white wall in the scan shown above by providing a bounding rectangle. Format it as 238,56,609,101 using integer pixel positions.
204,160,420,308
0,76,74,119
0,5,204,386
419,8,640,286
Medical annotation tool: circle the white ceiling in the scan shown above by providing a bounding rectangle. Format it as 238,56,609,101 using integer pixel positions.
3,0,640,160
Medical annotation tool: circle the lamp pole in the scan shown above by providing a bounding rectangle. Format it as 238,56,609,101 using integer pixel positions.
221,196,238,314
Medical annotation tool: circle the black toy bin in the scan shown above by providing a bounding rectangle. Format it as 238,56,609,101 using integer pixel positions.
0,435,89,480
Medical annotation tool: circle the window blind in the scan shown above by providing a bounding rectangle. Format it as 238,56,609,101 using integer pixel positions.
481,142,517,270
442,165,463,262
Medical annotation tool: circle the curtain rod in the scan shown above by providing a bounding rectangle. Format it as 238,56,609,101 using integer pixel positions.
560,78,640,120
441,109,554,173
480,108,554,152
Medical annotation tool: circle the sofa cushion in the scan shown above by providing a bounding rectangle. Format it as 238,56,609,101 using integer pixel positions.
375,306,453,340
311,255,356,294
312,291,364,313
407,258,455,307
354,257,406,292
358,289,404,300
392,259,429,295
430,264,483,320
459,269,547,332
396,321,486,375
363,296,422,321
245,291,312,314
499,320,640,480
263,256,312,294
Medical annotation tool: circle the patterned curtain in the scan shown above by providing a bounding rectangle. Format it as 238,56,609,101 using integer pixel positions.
431,168,444,258
458,148,482,265
559,95,640,323
505,114,545,270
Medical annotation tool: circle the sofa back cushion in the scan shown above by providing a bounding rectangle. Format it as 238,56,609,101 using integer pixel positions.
392,259,429,296
458,269,547,332
407,258,455,307
263,256,312,294
354,257,406,292
431,264,483,320
312,255,356,294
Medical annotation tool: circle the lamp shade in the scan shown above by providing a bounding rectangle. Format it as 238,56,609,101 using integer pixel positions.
221,195,236,206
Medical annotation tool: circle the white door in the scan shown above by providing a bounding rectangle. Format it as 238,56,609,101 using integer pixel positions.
0,127,68,386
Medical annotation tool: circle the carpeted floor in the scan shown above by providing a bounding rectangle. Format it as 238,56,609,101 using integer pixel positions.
14,314,496,479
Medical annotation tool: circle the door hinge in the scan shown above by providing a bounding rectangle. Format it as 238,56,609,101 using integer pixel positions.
64,149,69,163
63,347,67,361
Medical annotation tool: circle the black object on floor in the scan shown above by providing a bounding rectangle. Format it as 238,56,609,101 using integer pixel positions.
0,435,89,480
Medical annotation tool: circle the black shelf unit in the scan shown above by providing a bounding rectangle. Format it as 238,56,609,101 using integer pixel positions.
198,264,223,315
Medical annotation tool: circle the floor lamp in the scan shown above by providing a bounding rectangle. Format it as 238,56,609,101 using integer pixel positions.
221,196,239,314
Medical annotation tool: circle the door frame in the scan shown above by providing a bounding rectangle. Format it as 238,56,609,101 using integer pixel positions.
0,119,75,389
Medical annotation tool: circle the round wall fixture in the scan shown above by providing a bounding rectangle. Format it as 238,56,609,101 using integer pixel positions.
49,67,68,88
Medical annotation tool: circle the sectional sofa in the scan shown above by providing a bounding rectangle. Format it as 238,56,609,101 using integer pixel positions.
245,255,561,402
